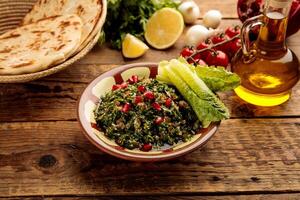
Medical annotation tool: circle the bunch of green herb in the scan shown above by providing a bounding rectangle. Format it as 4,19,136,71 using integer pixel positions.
100,0,178,49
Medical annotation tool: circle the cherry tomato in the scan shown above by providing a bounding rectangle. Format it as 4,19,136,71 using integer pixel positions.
228,38,242,56
205,50,229,68
180,47,194,58
191,58,207,66
197,41,209,50
225,26,241,38
193,53,201,60
211,33,227,44
196,41,211,59
211,33,228,52
197,59,207,66
188,53,202,65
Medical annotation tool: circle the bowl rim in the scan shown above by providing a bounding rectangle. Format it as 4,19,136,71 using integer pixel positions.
77,62,220,162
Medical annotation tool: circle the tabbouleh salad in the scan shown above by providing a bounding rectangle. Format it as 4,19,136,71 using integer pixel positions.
94,75,202,151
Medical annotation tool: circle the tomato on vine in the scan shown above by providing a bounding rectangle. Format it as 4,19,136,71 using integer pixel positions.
180,47,194,58
205,50,229,68
225,26,241,38
228,38,242,56
211,33,228,52
196,41,211,59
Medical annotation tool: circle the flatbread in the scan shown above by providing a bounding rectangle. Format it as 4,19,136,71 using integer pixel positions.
0,14,82,75
22,0,102,50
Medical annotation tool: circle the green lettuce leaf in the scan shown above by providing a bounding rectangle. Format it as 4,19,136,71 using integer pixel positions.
165,60,230,127
195,66,241,92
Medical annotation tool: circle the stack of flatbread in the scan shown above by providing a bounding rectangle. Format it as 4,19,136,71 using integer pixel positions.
0,0,102,75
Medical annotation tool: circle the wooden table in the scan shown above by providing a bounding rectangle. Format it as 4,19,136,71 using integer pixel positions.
1,0,300,199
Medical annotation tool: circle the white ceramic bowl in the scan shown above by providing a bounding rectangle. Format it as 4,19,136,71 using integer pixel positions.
77,63,220,162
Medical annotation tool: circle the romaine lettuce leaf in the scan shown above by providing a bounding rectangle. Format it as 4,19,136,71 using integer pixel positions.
165,60,230,127
195,66,241,92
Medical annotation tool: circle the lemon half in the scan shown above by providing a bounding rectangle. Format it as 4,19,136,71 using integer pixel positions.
145,8,184,50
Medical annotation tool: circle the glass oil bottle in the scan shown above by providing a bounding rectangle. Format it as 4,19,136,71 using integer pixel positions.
232,0,299,106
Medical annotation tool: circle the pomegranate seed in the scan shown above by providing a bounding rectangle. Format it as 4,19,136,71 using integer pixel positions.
112,84,120,91
121,103,131,113
128,75,139,84
155,117,164,125
120,82,128,89
165,98,172,107
141,143,152,151
144,91,155,100
152,102,161,111
138,85,146,93
134,95,143,104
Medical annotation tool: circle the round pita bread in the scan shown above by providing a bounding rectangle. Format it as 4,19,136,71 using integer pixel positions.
22,0,102,50
0,14,82,75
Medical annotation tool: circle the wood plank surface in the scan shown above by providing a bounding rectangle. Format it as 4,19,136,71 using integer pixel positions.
1,0,300,198
195,0,238,19
2,194,300,200
1,119,299,196
1,78,299,122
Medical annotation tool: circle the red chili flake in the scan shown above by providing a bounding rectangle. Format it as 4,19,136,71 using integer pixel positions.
138,85,146,93
165,98,172,107
120,82,128,89
121,103,131,113
144,91,155,100
112,84,120,91
128,75,139,84
141,143,152,151
134,95,143,104
155,117,164,125
152,102,161,111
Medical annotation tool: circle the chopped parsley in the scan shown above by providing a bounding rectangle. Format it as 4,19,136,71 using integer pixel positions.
94,77,202,151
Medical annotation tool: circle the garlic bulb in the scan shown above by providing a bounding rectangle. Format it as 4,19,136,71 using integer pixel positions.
185,25,209,46
178,1,200,24
203,10,222,29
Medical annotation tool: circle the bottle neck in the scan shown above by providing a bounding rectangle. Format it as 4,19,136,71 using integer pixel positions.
265,0,292,16
256,0,292,57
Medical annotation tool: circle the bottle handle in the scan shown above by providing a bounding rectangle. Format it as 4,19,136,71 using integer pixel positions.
240,14,264,63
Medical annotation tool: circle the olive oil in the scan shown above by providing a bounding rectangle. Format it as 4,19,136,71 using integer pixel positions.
232,0,299,106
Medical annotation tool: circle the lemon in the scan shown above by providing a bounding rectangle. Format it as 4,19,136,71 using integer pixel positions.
122,33,149,58
145,8,184,49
